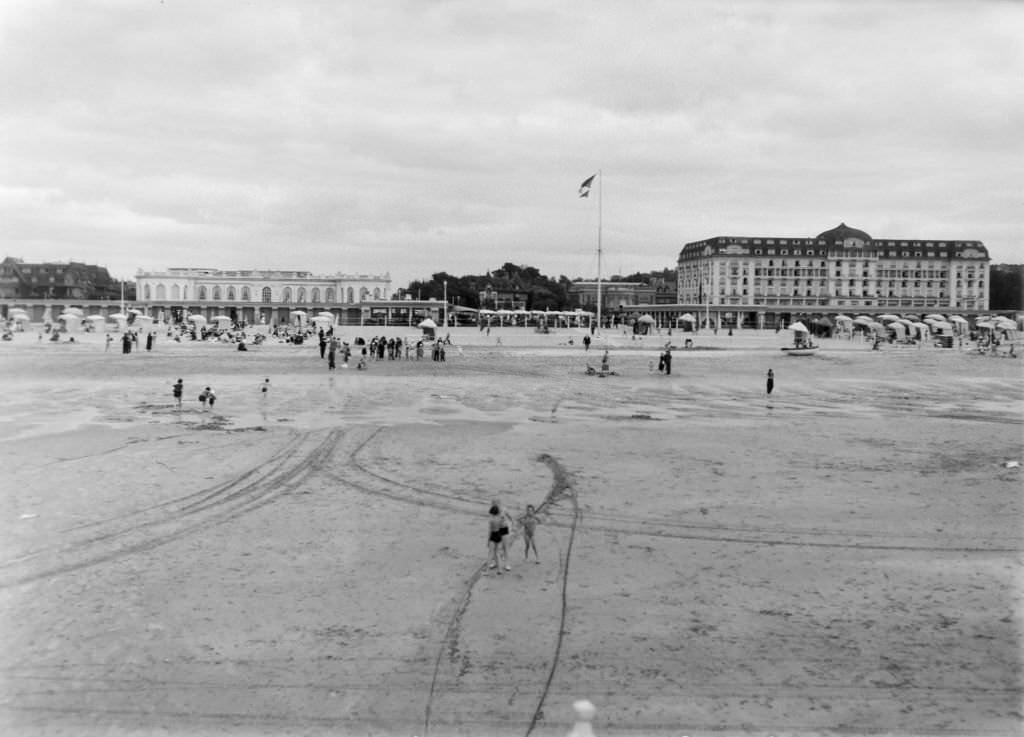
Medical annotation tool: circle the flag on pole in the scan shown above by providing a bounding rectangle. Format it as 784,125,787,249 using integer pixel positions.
578,174,596,198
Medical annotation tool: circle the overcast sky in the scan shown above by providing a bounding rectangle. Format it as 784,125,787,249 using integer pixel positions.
2,1,1021,289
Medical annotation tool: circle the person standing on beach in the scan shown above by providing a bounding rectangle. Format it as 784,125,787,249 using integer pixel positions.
205,387,216,409
198,387,209,409
493,500,513,570
663,348,672,375
105,333,112,352
766,368,775,396
521,505,540,563
487,505,507,573
260,377,270,398
172,378,183,409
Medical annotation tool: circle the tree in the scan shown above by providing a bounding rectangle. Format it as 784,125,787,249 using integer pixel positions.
989,264,1023,310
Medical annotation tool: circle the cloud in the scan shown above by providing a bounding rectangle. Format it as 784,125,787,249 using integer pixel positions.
1,0,1020,286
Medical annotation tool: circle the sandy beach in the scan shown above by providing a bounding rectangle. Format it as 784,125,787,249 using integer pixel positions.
0,325,1021,737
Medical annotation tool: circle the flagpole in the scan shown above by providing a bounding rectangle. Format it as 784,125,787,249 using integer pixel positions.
596,169,602,334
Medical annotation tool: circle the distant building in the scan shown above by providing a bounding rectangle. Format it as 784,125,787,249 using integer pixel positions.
568,280,658,314
0,257,126,300
134,267,392,325
676,223,990,311
477,284,527,311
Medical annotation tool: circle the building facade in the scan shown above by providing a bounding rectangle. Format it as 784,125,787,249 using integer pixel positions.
134,267,392,324
0,257,127,300
676,223,990,311
568,281,659,313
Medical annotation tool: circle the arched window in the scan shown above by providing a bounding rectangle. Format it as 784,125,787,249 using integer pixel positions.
311,288,320,303
182,286,188,300
227,287,236,301
171,284,180,300
261,287,271,303
297,287,306,303
212,286,221,301
325,288,335,303
282,287,292,303
198,286,207,301
144,284,151,300
347,287,355,303
373,287,381,299
241,287,250,301
360,287,369,301
156,284,166,300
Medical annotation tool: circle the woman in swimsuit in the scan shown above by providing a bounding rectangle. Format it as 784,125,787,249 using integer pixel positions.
487,505,507,573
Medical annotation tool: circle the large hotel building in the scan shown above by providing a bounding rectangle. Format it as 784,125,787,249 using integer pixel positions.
677,223,990,312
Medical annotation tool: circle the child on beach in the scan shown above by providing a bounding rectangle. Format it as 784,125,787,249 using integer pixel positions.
521,505,540,563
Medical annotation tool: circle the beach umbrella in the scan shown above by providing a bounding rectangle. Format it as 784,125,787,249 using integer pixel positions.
679,313,696,322
108,312,127,320
787,321,809,332
975,320,995,330
637,314,656,324
948,315,968,324
888,322,906,336
834,314,853,322
128,308,144,316
64,306,85,317
814,316,833,327
867,321,886,333
187,315,207,326
316,311,334,318
10,312,31,323
417,318,437,329
925,314,945,321
878,314,900,323
85,315,106,323
852,316,872,326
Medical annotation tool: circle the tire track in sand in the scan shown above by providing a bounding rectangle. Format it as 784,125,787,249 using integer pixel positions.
422,453,577,737
0,429,343,589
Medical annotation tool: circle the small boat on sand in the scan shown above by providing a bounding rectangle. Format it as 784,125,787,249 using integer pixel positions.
781,344,820,356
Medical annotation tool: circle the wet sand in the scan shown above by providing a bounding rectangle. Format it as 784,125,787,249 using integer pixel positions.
0,327,1021,736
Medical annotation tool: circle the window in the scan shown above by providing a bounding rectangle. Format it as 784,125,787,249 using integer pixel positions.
282,287,292,302
198,286,207,300
325,288,335,303
241,287,250,301
261,287,271,303
144,285,151,300
311,288,320,303
227,287,235,301
297,287,306,302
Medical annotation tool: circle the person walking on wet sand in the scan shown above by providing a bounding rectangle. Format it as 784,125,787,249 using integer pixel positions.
521,504,540,563
766,368,774,396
